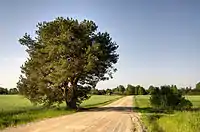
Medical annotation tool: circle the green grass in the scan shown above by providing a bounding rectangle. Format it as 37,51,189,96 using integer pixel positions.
133,95,150,108
185,95,200,108
133,95,200,132
155,111,200,132
0,95,122,129
80,95,122,108
0,95,36,111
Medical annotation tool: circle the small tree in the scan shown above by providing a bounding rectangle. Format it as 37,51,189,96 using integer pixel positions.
148,85,155,94
138,86,146,95
106,89,112,95
171,85,178,93
125,84,135,95
135,85,140,95
149,87,161,108
112,87,120,95
98,90,106,95
0,87,8,95
118,85,125,94
9,88,19,94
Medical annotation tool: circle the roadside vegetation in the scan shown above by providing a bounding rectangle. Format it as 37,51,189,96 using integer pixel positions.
133,95,200,132
0,95,121,129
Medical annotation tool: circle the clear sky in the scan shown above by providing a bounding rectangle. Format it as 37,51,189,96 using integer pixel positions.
0,0,199,89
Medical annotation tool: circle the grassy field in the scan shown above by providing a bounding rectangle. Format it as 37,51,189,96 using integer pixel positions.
0,95,122,129
133,95,200,132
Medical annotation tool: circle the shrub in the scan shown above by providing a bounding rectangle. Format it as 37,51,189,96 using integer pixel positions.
150,85,192,110
177,98,193,110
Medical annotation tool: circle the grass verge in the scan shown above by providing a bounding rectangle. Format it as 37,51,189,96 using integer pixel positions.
133,95,200,132
0,95,122,129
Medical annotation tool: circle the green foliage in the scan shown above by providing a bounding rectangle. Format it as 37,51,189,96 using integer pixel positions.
177,98,193,109
118,85,125,94
0,87,8,95
126,84,135,95
150,85,192,110
112,85,125,95
105,89,112,95
0,87,19,95
138,86,147,95
125,84,147,95
18,17,119,109
170,85,178,93
97,90,106,95
126,84,133,95
147,85,156,94
90,84,147,96
8,88,19,94
134,85,139,95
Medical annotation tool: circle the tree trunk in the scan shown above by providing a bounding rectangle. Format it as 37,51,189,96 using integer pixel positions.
65,82,78,109
66,98,77,109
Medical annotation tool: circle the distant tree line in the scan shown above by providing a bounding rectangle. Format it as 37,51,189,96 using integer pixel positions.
1,82,200,96
90,82,200,96
147,82,200,95
179,82,200,95
90,84,147,95
0,87,19,95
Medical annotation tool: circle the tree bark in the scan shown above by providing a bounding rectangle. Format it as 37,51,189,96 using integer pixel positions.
65,81,78,109
66,98,77,109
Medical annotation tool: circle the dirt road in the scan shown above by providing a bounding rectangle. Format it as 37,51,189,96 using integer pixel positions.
2,96,144,132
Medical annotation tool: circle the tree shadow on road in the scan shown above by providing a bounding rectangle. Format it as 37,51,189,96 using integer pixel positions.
79,105,200,114
79,106,133,112
79,106,176,114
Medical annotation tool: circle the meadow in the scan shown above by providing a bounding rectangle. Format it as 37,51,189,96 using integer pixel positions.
133,95,200,132
0,95,122,129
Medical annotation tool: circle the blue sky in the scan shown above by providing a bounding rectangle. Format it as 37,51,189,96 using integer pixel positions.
0,0,199,89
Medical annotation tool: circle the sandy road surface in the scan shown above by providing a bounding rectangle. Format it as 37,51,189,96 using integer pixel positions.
2,96,144,132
